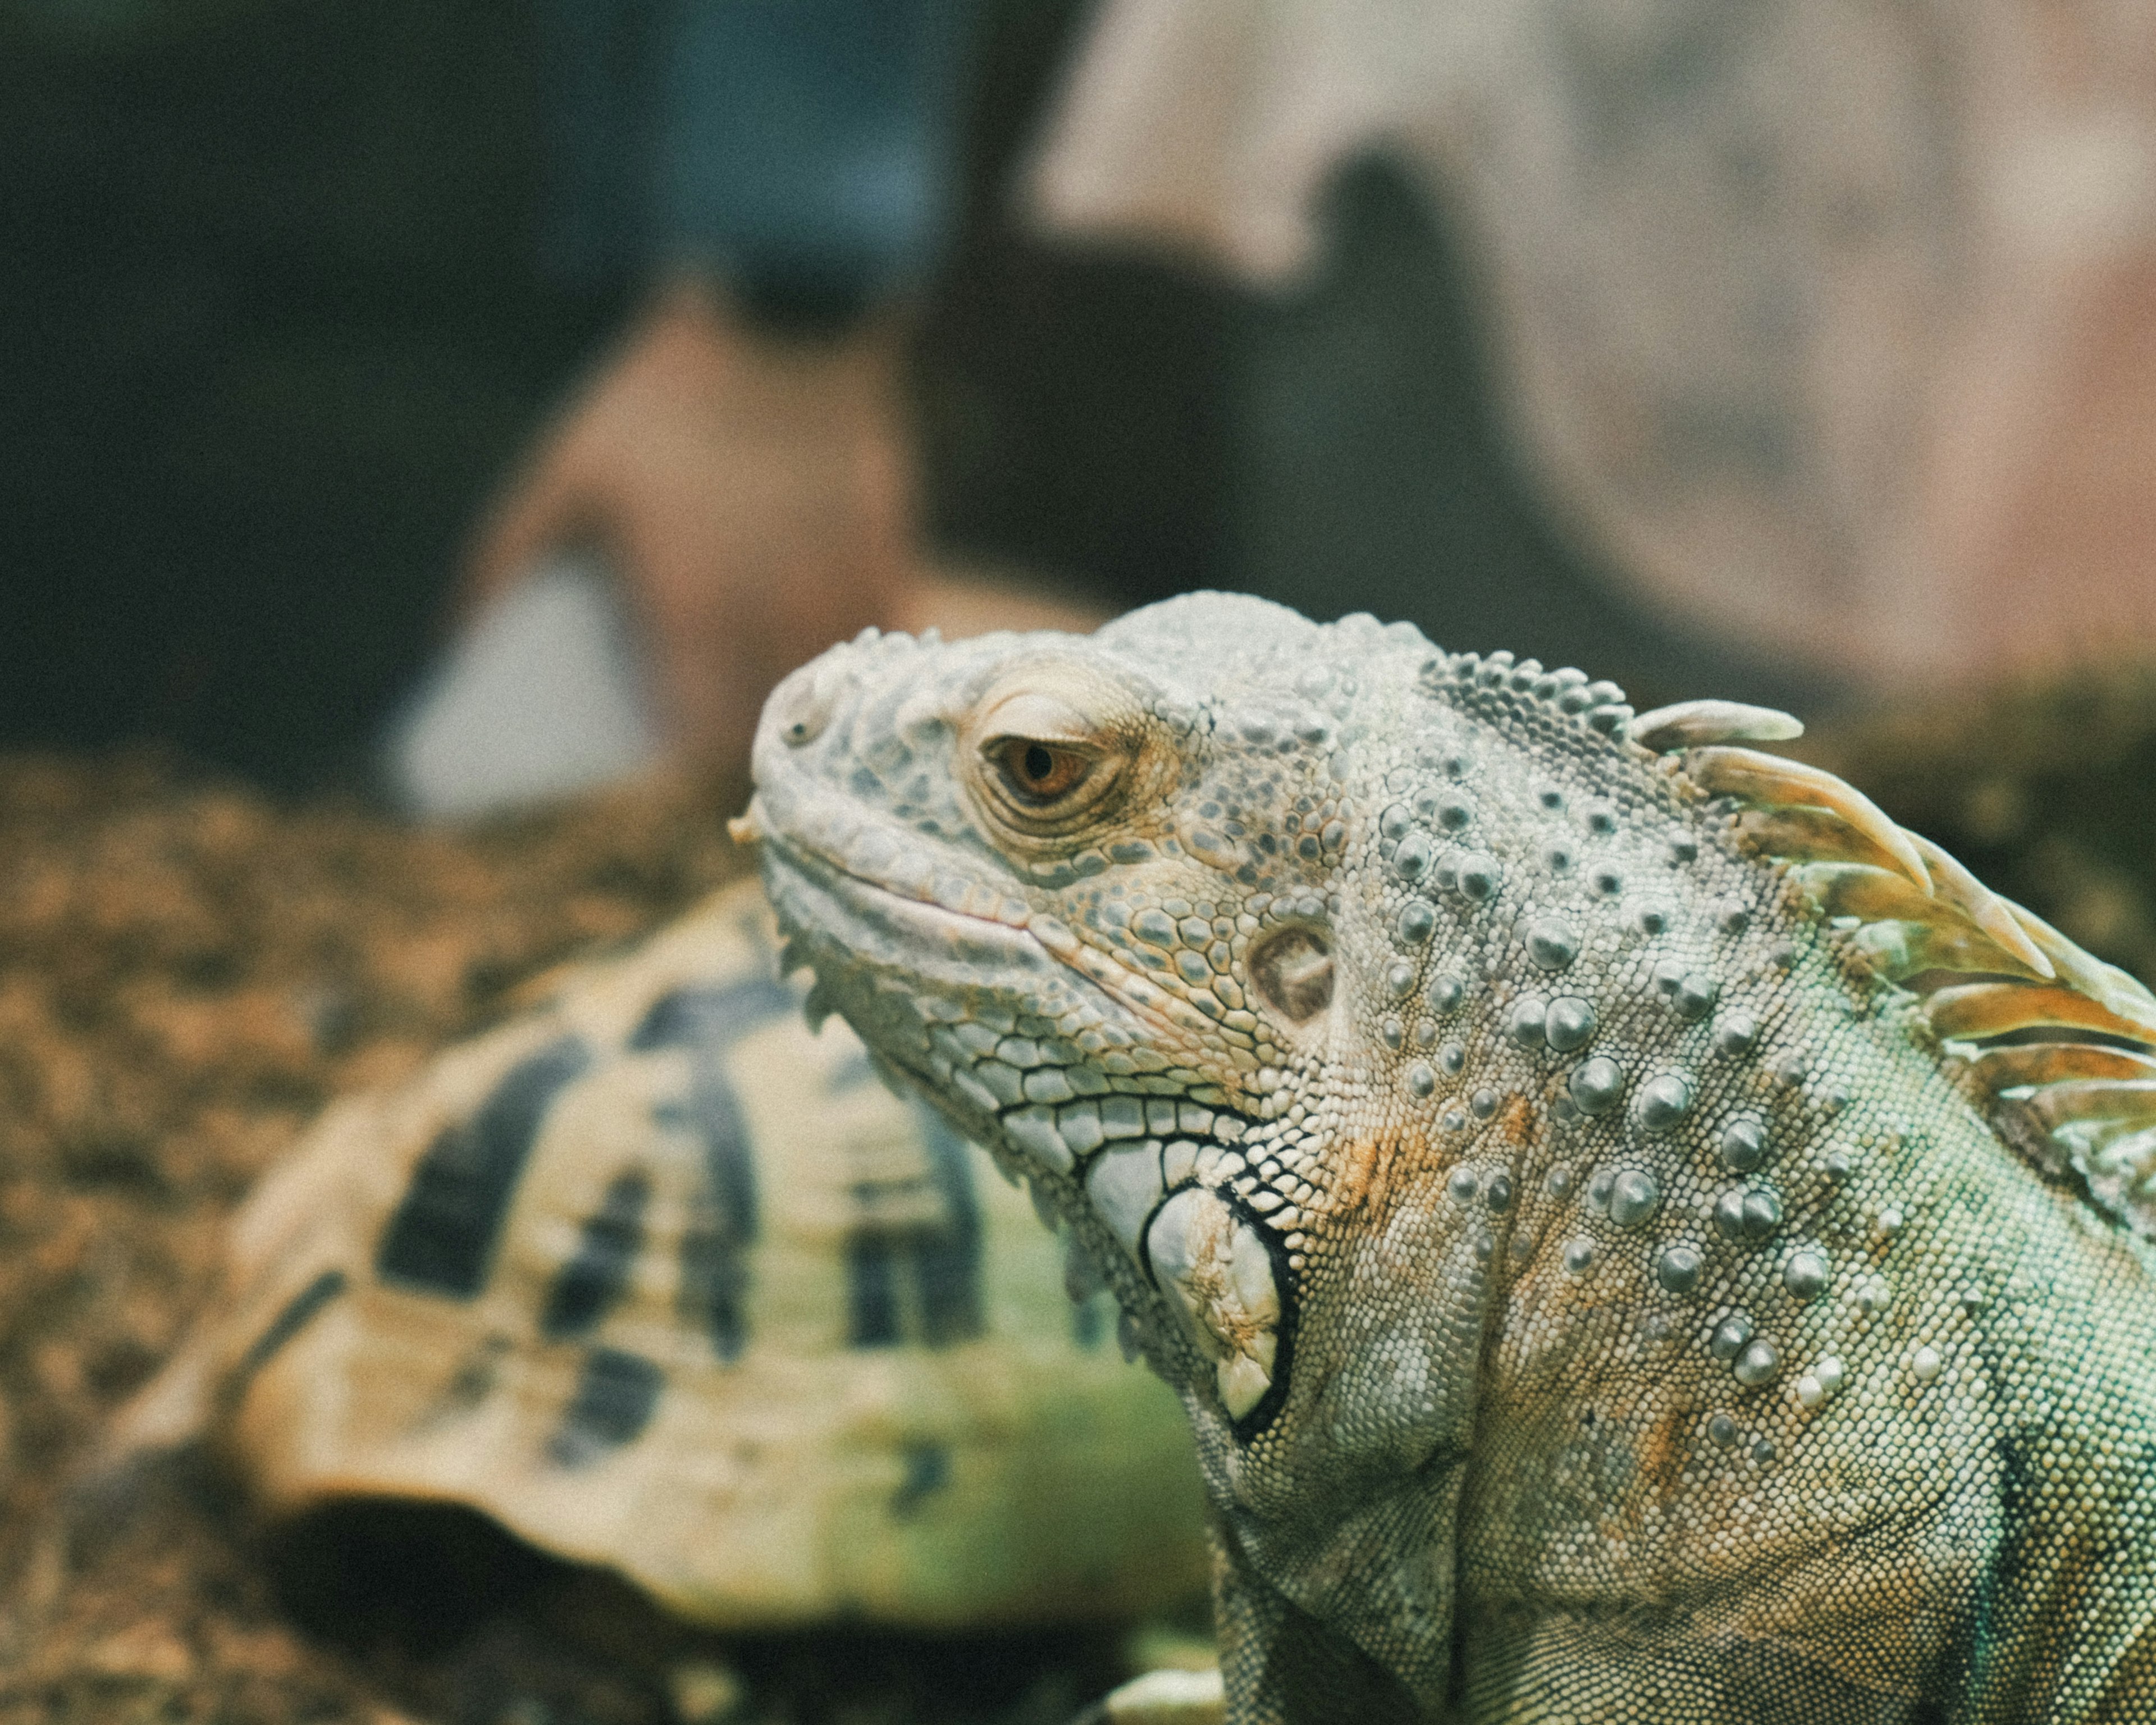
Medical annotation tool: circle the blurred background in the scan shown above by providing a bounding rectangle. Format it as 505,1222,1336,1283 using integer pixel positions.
8,0,2153,809
2,0,1873,804
2,1,2156,1721
2,0,1231,796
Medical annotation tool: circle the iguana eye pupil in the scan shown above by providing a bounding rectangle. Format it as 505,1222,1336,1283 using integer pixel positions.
994,737,1090,805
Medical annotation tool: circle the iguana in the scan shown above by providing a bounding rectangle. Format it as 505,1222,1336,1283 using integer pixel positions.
734,594,2156,1722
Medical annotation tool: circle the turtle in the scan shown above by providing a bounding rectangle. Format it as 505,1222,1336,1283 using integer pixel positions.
116,878,1210,1630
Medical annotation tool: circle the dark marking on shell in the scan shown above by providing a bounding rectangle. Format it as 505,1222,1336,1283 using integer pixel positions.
229,1268,348,1407
890,1440,953,1518
629,980,796,1051
636,981,795,1358
542,1170,650,1340
377,1037,594,1298
847,1107,984,1348
547,1347,664,1466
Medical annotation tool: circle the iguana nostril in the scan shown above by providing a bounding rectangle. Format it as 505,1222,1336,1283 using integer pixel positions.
1250,926,1333,1023
773,668,838,747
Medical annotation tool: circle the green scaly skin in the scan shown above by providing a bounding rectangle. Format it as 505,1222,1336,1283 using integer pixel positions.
742,594,2156,1722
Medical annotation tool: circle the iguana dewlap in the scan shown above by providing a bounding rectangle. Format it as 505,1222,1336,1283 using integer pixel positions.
741,594,2156,1723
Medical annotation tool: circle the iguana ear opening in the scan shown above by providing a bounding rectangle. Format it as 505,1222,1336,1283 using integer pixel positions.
1250,925,1335,1025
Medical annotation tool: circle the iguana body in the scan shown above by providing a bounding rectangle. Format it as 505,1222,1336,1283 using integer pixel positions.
739,594,2156,1722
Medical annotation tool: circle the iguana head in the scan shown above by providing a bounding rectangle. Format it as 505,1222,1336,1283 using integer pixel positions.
739,592,2156,1705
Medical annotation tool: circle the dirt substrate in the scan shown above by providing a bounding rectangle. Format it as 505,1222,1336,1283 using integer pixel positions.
0,670,2150,1724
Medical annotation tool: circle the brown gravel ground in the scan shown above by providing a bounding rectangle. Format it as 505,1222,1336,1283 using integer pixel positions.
0,673,2150,1725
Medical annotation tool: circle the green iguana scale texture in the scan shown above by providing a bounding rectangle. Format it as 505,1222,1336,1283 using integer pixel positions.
739,594,2156,1723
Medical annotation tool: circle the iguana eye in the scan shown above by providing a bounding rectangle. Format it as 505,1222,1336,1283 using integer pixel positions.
964,679,1142,837
993,737,1094,806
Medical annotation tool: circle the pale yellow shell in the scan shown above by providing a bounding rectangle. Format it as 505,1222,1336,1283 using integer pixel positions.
120,880,1208,1627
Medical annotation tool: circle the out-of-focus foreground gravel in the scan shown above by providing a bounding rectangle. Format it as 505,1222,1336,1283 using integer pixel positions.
0,665,2148,1725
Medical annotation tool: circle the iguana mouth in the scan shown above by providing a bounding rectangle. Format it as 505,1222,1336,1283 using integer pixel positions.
755,822,1054,982
748,784,1233,1049
741,779,1040,934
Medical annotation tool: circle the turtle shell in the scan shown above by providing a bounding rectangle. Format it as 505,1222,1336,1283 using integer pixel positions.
120,880,1208,1627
